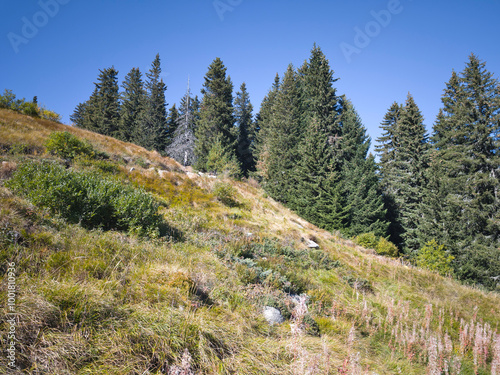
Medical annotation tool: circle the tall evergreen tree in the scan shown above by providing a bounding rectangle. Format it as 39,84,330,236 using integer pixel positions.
165,104,179,146
419,55,500,288
136,54,168,150
75,67,121,137
259,65,304,202
195,58,238,173
288,45,345,229
339,99,388,237
70,102,87,128
234,82,255,176
393,94,429,253
120,67,145,142
254,74,280,177
375,102,403,244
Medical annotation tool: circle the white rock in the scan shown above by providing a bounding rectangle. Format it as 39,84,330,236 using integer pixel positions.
307,239,319,248
129,167,135,172
263,306,284,325
158,169,168,178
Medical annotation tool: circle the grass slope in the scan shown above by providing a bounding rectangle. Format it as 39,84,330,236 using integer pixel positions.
0,108,499,374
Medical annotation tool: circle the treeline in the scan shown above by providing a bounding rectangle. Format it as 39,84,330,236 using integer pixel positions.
72,47,500,290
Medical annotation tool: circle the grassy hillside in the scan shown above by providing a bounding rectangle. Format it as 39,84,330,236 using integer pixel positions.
1,108,499,374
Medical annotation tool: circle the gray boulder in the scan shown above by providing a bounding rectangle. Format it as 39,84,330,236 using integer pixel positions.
263,306,284,325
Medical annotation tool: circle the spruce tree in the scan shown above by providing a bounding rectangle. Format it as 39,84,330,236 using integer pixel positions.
165,104,179,146
393,94,429,253
234,82,255,176
136,54,168,151
254,74,280,177
120,67,145,142
339,99,388,237
419,55,500,288
77,67,120,137
195,58,238,173
259,65,303,202
289,45,345,229
375,102,403,244
70,102,87,128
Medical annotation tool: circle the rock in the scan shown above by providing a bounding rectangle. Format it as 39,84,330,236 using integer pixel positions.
129,167,135,172
306,239,319,248
186,172,197,178
263,306,284,325
158,170,168,178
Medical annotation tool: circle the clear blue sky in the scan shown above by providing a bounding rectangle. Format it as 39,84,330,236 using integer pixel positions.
2,0,500,152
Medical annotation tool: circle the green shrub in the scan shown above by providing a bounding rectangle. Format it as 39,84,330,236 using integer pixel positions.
45,131,96,160
416,240,454,276
354,232,378,249
213,182,238,207
0,89,16,108
20,101,39,117
6,160,163,237
205,136,240,177
375,237,399,257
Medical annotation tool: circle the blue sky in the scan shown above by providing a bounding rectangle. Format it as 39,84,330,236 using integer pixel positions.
1,0,500,152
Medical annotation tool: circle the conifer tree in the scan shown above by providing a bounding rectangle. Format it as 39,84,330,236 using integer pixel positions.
76,67,121,137
136,54,168,150
254,74,280,177
419,55,500,288
120,67,145,142
339,99,388,237
393,94,429,253
375,102,403,244
195,58,238,173
234,82,255,176
70,102,87,128
259,65,303,202
288,45,345,229
165,104,179,146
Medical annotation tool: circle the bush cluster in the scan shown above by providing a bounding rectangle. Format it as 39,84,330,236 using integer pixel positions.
6,161,163,237
45,131,97,160
416,240,454,276
213,181,238,207
354,232,399,257
0,89,61,122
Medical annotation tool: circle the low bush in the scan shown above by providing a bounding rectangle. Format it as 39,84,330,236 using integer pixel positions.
213,181,238,207
375,237,399,257
45,131,96,160
416,239,454,276
354,232,378,249
6,160,163,237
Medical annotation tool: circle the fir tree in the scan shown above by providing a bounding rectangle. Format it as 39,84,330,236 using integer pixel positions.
234,82,255,176
120,67,145,142
165,104,179,146
289,45,345,229
419,54,500,288
84,67,121,137
339,99,388,237
70,102,87,128
195,58,238,173
393,94,429,253
375,102,403,245
254,73,280,177
136,54,168,150
259,65,303,202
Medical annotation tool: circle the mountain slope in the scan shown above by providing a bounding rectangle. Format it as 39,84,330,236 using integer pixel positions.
0,108,499,374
